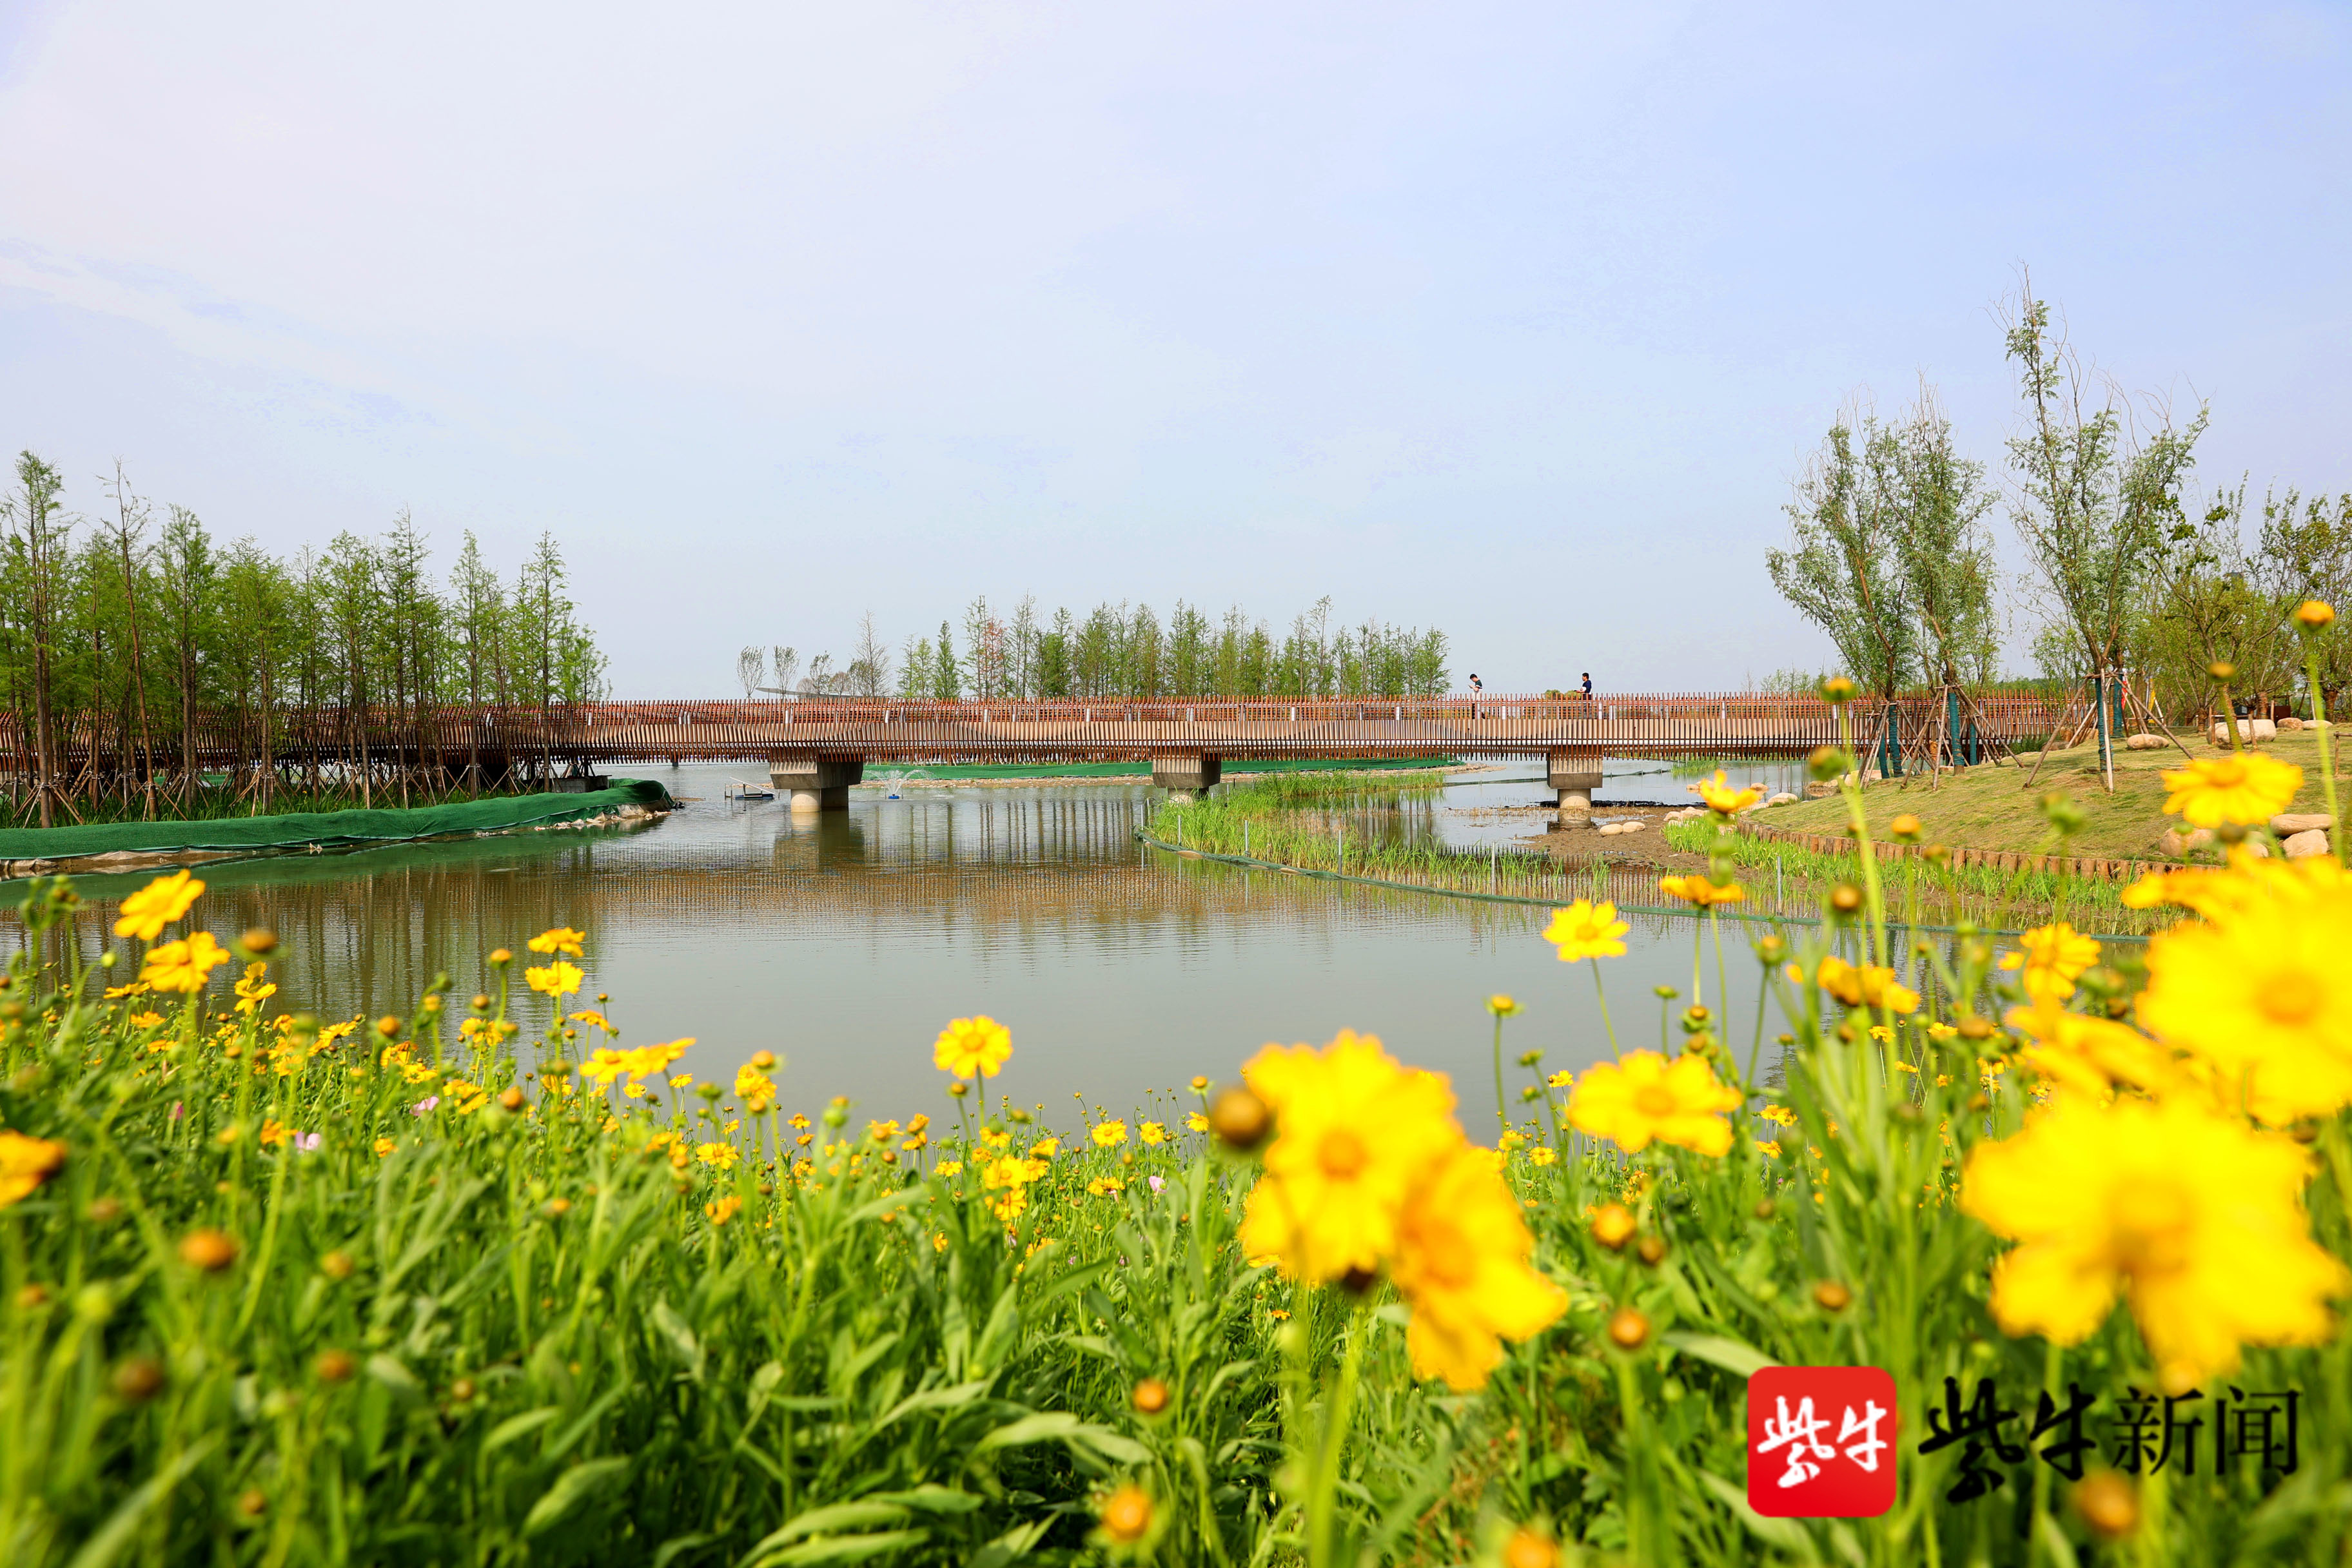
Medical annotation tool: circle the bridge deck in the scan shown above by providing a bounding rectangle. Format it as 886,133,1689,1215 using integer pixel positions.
3,692,2066,772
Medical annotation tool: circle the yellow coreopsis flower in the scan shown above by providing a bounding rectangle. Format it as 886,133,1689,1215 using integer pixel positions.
1138,1121,1167,1146
113,870,204,942
2005,1004,2186,1102
2001,922,2102,1003
1962,1096,2350,1391
1389,1139,1568,1390
1485,994,1522,1017
140,932,231,995
1237,1030,1463,1284
705,1195,742,1225
934,1015,1013,1079
2161,753,2303,828
1658,874,1745,908
580,1048,631,1090
1816,956,1921,1015
1542,900,1629,963
1092,1121,1128,1148
528,926,587,956
568,1008,614,1033
1185,1112,1210,1133
734,1063,777,1112
2138,877,2352,1122
0,1130,68,1208
1692,769,1763,816
697,1142,739,1170
619,1039,692,1082
1565,1050,1741,1155
525,961,583,998
232,961,277,1016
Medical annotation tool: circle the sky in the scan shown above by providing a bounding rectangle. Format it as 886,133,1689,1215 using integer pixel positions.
1,1,2347,696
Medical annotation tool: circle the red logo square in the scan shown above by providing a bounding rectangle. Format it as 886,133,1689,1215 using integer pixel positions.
1747,1366,1899,1517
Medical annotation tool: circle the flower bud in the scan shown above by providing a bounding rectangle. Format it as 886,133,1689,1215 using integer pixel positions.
2294,600,2335,632
1209,1086,1271,1152
1812,1280,1852,1312
179,1229,239,1273
240,928,277,956
1131,1377,1171,1415
315,1349,357,1383
1606,1306,1651,1350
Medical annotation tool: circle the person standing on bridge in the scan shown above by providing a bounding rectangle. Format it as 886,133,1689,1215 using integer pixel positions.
1468,673,1482,696
1580,672,1593,700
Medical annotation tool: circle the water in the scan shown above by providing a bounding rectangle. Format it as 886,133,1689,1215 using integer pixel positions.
8,762,1779,1130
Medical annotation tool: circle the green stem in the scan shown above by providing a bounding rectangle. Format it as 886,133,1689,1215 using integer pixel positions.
2309,646,2341,838
1491,1016,1508,1139
1306,1302,1369,1568
1590,962,1620,1059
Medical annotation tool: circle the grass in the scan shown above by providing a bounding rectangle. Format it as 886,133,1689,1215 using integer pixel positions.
7,765,2352,1563
1759,729,2342,863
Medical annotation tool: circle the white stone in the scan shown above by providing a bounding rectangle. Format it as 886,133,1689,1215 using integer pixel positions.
2124,732,2164,751
1620,819,1645,833
2272,813,2333,835
2278,716,2306,731
1767,792,1799,807
2251,718,2279,741
1805,781,1838,798
2284,828,2331,859
1598,822,1625,836
2159,826,2213,859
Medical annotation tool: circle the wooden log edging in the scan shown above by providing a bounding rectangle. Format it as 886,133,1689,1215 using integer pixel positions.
1737,818,2171,883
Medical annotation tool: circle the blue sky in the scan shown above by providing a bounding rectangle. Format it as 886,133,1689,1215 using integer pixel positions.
1,1,2346,695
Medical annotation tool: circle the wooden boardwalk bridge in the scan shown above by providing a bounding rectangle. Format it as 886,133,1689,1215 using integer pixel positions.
3,691,2066,818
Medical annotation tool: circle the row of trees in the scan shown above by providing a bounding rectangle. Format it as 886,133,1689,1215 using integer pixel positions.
1,453,610,824
743,598,1452,703
1768,276,2351,721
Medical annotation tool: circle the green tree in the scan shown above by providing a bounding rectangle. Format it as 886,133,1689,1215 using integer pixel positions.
1765,418,1914,698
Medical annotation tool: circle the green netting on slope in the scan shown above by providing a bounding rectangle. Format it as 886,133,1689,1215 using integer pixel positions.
876,756,1460,779
0,779,674,863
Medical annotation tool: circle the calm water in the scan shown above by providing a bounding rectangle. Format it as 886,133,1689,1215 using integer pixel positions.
8,761,1794,1127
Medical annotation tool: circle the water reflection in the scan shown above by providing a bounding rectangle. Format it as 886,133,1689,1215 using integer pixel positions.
9,763,1734,1123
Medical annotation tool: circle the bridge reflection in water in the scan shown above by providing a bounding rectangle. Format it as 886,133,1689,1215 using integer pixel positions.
7,767,1713,1120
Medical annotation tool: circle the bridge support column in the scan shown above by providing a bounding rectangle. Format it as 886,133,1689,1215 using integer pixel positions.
770,757,865,813
1151,754,1222,802
1547,750,1603,818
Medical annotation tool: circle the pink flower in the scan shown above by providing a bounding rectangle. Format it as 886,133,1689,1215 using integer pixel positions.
411,1096,440,1116
1147,1175,1166,1193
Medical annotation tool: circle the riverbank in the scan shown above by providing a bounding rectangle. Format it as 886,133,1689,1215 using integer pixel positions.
0,778,675,876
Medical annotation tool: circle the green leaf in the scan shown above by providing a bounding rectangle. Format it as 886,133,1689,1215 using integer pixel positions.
366,1352,423,1398
522,1455,631,1538
1694,1469,1816,1556
1662,1331,1779,1379
64,1436,220,1568
747,1531,929,1567
482,1406,561,1456
652,1299,705,1379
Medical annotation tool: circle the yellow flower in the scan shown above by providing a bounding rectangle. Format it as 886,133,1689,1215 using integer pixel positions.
1658,874,1745,908
1486,994,1522,1017
1693,769,1763,816
734,1063,777,1112
1961,1096,2349,1391
1527,1145,1556,1166
704,1195,742,1225
1545,1070,1573,1088
525,961,583,998
1086,1176,1125,1197
867,1119,903,1144
129,1010,164,1032
1542,900,1629,963
933,1015,1013,1079
528,926,588,956
2006,1004,2186,1102
2161,753,2303,828
113,870,204,942
1028,1137,1060,1158
567,1008,614,1032
373,1137,396,1157
1389,1139,1567,1390
935,1160,965,1177
981,1153,1040,1191
1092,1121,1128,1148
1237,1030,1462,1284
1185,1112,1210,1133
1498,1130,1526,1152
103,980,151,1001
1565,1051,1741,1155
1756,1139,1783,1159
1138,1121,1167,1146
1816,956,1921,1015
231,961,277,1016
0,1131,68,1208
445,1079,491,1114
697,1142,739,1170
2138,878,2352,1122
2001,922,2101,1003
140,932,231,995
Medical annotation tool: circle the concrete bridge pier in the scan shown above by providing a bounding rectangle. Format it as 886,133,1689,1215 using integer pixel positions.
770,756,865,813
1151,754,1222,802
1547,751,1603,819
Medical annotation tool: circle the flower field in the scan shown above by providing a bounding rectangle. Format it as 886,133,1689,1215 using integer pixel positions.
4,700,2352,1565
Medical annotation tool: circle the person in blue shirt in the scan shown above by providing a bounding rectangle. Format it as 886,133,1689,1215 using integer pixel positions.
1580,672,1593,700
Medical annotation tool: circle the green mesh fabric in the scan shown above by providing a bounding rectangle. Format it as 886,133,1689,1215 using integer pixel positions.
0,779,674,864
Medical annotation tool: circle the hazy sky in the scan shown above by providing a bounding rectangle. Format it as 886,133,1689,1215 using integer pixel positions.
2,1,2346,695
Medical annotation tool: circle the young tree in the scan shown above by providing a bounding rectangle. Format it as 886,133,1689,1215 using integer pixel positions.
2001,280,2205,685
1881,390,2000,687
932,622,959,701
1766,417,1915,698
849,611,891,698
737,646,767,698
2,454,72,824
